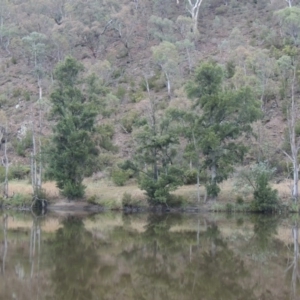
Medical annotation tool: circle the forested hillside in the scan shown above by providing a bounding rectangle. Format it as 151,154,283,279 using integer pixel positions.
0,0,300,205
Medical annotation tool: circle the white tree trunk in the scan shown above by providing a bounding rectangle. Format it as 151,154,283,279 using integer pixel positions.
37,78,43,189
31,107,37,194
197,170,200,203
211,161,217,201
289,67,299,201
3,122,8,198
292,224,299,297
165,71,171,97
186,0,204,32
293,160,299,199
2,214,7,275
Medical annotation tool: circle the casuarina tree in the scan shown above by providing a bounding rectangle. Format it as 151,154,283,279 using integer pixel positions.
47,56,99,199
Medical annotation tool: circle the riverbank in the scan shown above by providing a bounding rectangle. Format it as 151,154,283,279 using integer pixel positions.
0,178,295,213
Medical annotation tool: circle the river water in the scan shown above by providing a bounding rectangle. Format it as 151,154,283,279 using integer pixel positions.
0,212,299,300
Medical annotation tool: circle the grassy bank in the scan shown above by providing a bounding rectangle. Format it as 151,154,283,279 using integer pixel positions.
0,178,295,212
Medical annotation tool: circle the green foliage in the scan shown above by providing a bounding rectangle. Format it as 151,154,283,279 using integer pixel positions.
61,181,86,199
140,72,165,92
11,57,17,64
148,15,175,42
236,196,244,205
9,164,30,180
275,7,300,46
251,172,279,212
111,167,131,186
97,153,115,169
115,86,126,101
234,162,276,197
129,89,144,103
215,5,228,15
96,124,117,152
23,90,30,101
33,187,48,200
226,203,233,212
225,60,235,78
46,56,101,199
184,169,198,185
235,162,279,212
139,166,183,206
289,202,299,213
12,88,22,98
185,61,262,199
205,182,221,198
0,164,29,182
10,193,32,206
0,166,6,182
124,104,184,206
120,111,139,133
14,130,33,157
122,192,144,209
86,195,98,205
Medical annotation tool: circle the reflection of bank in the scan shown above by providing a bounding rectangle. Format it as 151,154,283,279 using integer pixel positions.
286,222,300,300
1,214,8,275
49,216,98,300
29,217,41,279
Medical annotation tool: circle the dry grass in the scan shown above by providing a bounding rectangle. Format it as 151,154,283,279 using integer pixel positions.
5,177,295,208
84,178,147,208
7,180,60,199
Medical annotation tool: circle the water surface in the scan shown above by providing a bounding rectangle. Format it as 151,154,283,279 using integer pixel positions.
0,212,299,300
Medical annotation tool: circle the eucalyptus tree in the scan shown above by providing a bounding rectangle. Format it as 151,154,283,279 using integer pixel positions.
22,32,48,193
151,41,180,97
275,6,300,46
277,54,300,201
186,61,261,200
148,15,175,42
176,15,197,73
276,5,300,200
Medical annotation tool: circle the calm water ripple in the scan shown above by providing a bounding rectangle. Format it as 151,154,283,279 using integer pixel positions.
0,212,299,300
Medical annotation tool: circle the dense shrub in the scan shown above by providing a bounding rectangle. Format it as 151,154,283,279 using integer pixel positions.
111,167,131,186
122,192,144,208
10,164,30,180
14,131,33,157
251,173,278,212
184,169,198,185
139,167,183,207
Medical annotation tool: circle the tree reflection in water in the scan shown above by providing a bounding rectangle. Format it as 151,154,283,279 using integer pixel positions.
48,216,98,300
286,221,300,300
113,214,256,300
1,213,8,275
0,213,297,300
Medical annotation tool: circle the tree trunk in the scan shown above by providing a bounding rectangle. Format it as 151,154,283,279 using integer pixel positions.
289,66,299,201
197,169,200,203
3,122,8,198
187,0,204,33
211,161,217,201
2,214,7,275
37,78,43,189
291,223,299,298
293,159,299,200
165,71,171,98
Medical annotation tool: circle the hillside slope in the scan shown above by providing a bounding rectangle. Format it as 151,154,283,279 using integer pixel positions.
0,0,298,194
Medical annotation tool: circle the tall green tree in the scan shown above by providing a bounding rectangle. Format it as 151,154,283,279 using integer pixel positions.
47,56,99,199
186,61,261,200
122,101,183,206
